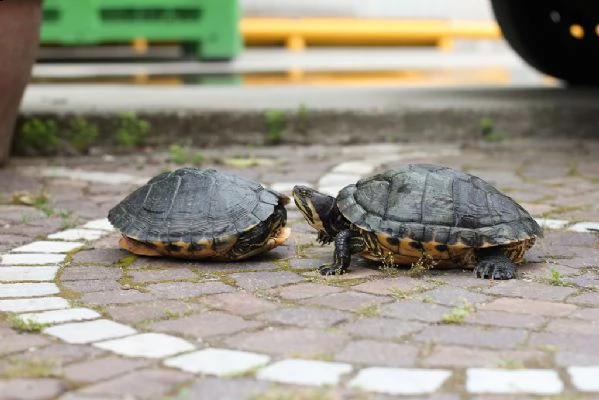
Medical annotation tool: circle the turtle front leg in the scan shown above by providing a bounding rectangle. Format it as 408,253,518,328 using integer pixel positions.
319,230,366,275
474,247,517,280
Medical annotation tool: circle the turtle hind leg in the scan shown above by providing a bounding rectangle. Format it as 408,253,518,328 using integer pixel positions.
319,230,365,276
474,247,517,280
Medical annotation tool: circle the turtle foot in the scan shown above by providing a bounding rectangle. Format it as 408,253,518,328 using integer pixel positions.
318,264,345,276
474,255,517,280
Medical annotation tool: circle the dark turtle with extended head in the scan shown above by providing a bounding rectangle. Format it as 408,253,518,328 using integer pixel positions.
108,167,290,260
293,164,542,279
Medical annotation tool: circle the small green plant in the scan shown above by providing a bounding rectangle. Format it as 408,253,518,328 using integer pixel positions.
115,112,150,148
495,358,524,369
354,304,381,318
64,117,99,153
168,144,204,165
3,357,60,378
406,253,438,278
18,118,60,154
295,103,309,136
191,151,205,165
440,300,474,324
264,109,286,145
8,314,50,333
480,117,506,142
548,268,573,287
58,210,79,229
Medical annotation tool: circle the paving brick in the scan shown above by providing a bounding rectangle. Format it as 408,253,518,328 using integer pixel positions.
69,248,126,265
568,291,599,306
528,332,599,352
44,319,136,344
256,306,351,328
335,339,420,367
0,283,59,298
0,267,58,282
414,325,528,350
150,311,261,338
106,300,206,324
83,219,116,231
423,346,548,368
16,343,106,365
349,367,452,395
1,253,66,265
466,310,546,330
60,266,122,281
61,279,122,293
146,281,234,299
11,241,82,254
184,377,269,400
81,289,154,305
555,351,599,367
543,318,599,335
483,280,577,301
481,298,576,317
352,276,433,296
257,359,352,386
424,286,490,306
201,292,280,316
62,356,150,383
0,297,69,313
129,268,198,283
380,300,452,322
47,229,107,241
269,282,343,300
0,378,66,399
164,348,270,375
339,317,426,340
79,368,192,399
229,271,304,291
226,327,349,357
568,366,599,392
569,308,599,321
466,368,563,394
94,333,195,358
0,335,52,357
302,291,389,311
18,308,101,325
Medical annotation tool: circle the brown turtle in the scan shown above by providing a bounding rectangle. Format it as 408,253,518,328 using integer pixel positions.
108,167,290,260
292,164,542,279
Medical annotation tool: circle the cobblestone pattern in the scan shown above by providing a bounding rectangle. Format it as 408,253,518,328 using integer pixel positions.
1,140,599,399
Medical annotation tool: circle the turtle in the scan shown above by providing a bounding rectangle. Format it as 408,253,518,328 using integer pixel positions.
108,167,290,260
292,164,543,279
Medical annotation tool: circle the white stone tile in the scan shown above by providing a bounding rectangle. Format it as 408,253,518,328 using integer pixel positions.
568,222,599,233
332,161,376,175
568,366,599,392
349,367,452,395
83,219,116,231
270,182,311,195
0,297,69,312
165,348,269,375
534,218,569,230
318,185,346,197
0,266,58,282
47,229,107,241
18,308,101,325
44,319,136,344
257,359,352,386
94,333,194,359
466,368,563,394
0,283,59,298
318,172,360,189
1,253,66,265
10,241,82,254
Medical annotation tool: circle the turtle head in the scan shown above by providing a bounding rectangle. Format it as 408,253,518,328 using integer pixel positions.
292,185,337,238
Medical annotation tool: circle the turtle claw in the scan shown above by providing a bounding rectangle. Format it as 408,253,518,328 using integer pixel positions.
318,264,345,276
474,255,517,280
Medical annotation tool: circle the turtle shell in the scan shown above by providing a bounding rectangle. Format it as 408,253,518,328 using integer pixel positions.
108,168,288,258
336,164,542,265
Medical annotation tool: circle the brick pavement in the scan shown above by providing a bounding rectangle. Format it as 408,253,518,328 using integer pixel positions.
1,139,599,399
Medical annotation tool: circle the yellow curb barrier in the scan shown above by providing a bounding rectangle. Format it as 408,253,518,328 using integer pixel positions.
240,18,502,51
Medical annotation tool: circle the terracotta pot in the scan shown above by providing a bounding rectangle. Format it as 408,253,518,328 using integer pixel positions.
0,0,42,166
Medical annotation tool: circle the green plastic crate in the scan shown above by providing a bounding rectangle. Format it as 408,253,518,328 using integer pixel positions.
41,0,241,60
